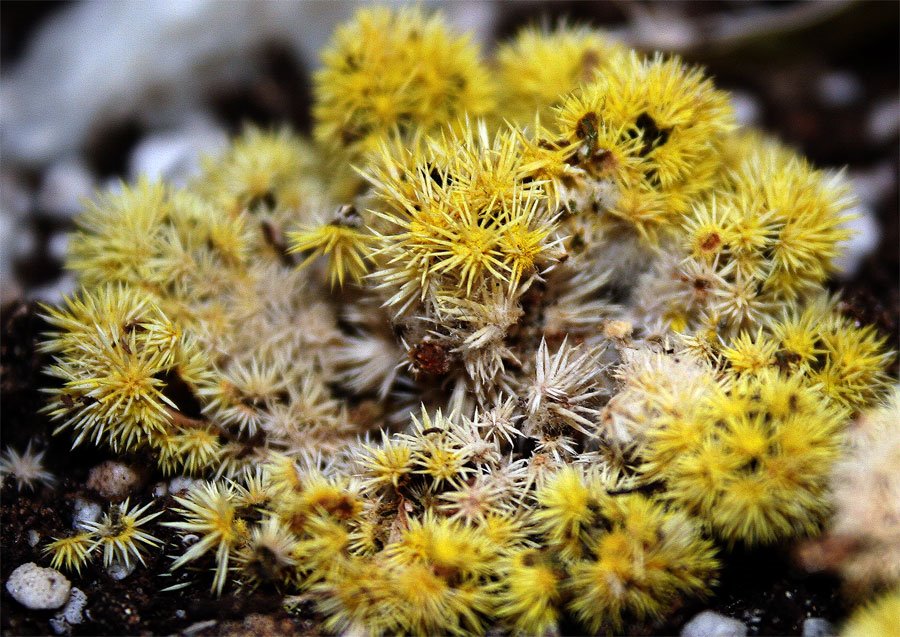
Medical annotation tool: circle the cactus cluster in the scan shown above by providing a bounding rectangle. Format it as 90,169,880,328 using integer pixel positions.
26,6,896,635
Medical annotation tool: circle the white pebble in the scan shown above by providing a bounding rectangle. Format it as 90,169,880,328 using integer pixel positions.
48,232,70,262
50,587,87,634
26,273,78,305
0,169,33,218
152,481,168,498
13,226,36,260
803,617,835,637
169,476,198,494
181,533,200,547
817,71,862,107
106,559,136,581
27,529,41,547
834,205,879,279
72,497,103,531
86,460,141,500
729,90,762,127
5,562,72,610
850,162,895,205
867,96,900,144
681,610,748,637
129,116,227,187
36,159,95,220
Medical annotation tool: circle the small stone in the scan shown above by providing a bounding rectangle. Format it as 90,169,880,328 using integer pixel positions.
107,559,136,581
36,159,95,220
729,90,762,127
72,496,103,531
27,529,41,547
152,481,168,498
50,587,87,634
181,533,200,547
26,273,78,305
816,71,862,107
803,617,835,637
129,116,227,187
867,96,900,144
681,610,748,637
13,226,36,260
169,476,198,494
5,562,72,610
86,460,141,500
48,232,70,262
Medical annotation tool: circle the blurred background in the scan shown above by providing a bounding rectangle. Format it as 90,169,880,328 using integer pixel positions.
1,0,897,343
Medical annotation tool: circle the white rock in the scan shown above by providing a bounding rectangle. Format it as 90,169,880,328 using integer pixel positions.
13,225,36,260
867,96,900,144
5,562,72,610
152,481,168,498
628,6,698,51
48,617,68,635
107,559,136,581
817,71,862,107
0,1,493,167
834,205,879,279
181,533,200,547
36,158,95,219
27,529,41,547
0,169,33,217
0,170,33,298
129,115,227,187
48,232,69,262
802,617,835,637
681,610,748,637
169,476,199,494
26,273,78,305
50,587,87,634
72,496,103,531
86,460,141,500
850,162,895,205
729,90,762,127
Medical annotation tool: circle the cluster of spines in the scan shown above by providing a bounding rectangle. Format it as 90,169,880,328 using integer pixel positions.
44,499,160,575
32,5,897,636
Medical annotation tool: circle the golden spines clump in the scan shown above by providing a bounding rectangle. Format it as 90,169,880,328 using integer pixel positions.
496,24,626,125
652,369,847,545
709,296,893,411
65,179,256,331
554,52,734,243
313,7,494,158
531,467,718,633
566,494,717,633
40,284,216,452
722,135,854,299
364,122,562,314
489,548,563,635
44,500,161,574
32,6,899,632
196,126,320,217
287,204,374,288
637,135,858,337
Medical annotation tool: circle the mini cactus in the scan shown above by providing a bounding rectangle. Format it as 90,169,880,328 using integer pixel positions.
34,7,895,635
